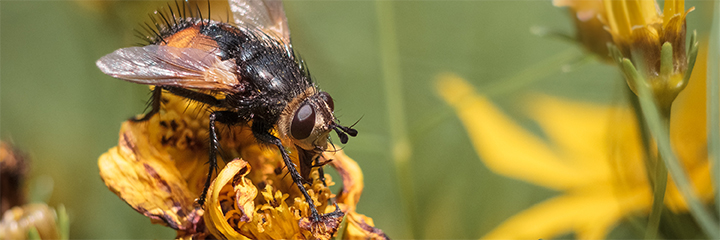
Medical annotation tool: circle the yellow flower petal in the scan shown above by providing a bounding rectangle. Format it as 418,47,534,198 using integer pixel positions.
662,0,684,24
552,0,604,21
482,189,649,240
437,73,590,190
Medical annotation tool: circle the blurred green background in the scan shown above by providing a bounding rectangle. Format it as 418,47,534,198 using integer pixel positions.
0,0,715,239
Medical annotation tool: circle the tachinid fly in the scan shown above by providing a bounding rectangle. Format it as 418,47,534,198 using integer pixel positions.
96,0,357,222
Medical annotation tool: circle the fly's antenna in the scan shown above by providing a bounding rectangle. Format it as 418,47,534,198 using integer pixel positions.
331,123,358,145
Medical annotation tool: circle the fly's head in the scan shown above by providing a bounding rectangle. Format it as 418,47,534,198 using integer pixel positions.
279,88,357,153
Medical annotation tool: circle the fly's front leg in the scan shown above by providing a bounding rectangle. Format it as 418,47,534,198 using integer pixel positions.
196,110,240,206
251,120,323,221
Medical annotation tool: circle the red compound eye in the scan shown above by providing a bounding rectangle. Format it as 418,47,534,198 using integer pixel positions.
318,91,334,112
291,102,315,139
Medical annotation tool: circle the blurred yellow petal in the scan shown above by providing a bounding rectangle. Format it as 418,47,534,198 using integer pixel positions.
552,0,603,21
482,189,649,240
437,73,589,190
438,68,714,239
524,94,617,182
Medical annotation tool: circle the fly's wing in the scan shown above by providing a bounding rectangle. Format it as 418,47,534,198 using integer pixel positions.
96,45,241,93
229,0,290,44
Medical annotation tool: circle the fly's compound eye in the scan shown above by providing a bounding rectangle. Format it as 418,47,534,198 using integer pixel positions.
318,91,334,112
291,103,316,139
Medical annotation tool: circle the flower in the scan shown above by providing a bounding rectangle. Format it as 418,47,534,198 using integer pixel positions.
436,68,713,238
0,204,61,240
552,0,614,61
0,142,68,240
98,88,387,239
605,0,694,107
555,0,695,110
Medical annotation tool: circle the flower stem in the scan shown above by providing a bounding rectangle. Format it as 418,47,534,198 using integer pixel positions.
375,1,417,238
624,58,720,239
708,0,720,227
644,112,669,239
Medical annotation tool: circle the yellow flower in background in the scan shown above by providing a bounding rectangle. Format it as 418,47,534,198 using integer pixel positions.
0,142,69,240
604,0,693,107
436,64,713,238
0,204,61,240
552,0,614,61
555,0,695,109
98,89,387,239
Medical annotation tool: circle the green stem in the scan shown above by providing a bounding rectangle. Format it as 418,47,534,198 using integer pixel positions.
708,0,720,227
645,112,669,239
625,58,720,239
375,1,417,238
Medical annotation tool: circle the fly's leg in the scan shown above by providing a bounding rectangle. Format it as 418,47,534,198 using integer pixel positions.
130,86,222,122
251,120,339,222
196,110,240,206
130,87,162,122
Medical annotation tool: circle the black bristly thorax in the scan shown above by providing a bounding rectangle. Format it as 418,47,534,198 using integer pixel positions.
158,19,314,125
225,28,314,124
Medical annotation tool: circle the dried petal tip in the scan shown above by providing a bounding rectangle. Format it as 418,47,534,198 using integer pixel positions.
298,207,345,240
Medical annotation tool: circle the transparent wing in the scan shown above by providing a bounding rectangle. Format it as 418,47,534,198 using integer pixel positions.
96,45,240,92
229,0,290,43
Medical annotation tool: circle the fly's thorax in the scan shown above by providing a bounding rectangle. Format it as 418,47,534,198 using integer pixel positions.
278,87,335,151
236,30,308,95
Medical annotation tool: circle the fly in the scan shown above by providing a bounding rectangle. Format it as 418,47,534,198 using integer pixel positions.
96,0,357,223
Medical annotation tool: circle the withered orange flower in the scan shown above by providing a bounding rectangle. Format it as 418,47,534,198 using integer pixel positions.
98,88,387,239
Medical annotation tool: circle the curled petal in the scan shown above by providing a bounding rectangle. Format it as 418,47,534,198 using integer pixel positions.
204,159,255,240
326,148,364,211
